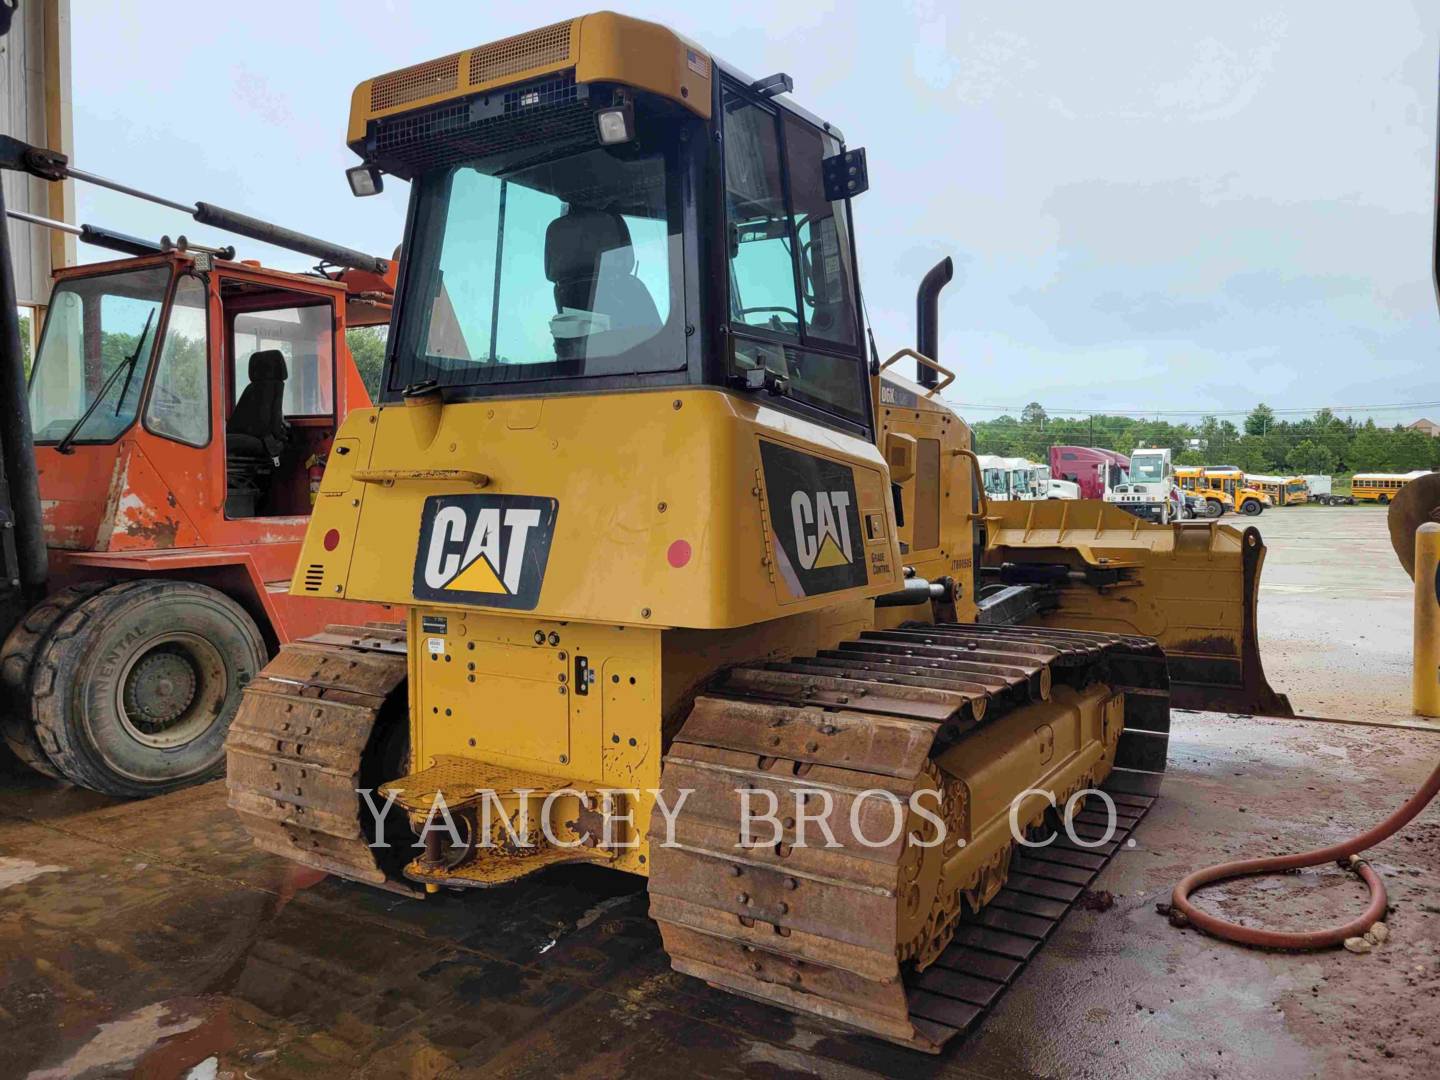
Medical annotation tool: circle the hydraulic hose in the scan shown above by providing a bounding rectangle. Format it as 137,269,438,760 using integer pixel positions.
1170,758,1440,949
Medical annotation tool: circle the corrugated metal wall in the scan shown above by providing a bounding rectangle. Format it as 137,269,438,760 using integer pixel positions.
1,0,73,308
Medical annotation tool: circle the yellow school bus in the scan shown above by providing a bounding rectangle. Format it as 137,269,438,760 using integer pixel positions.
1175,466,1271,517
1351,471,1430,504
1246,474,1309,506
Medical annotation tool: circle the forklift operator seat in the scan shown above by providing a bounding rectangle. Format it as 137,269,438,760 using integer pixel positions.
228,349,289,457
225,350,289,518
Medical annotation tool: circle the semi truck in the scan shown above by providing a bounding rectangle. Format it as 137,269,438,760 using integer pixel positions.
1303,475,1354,506
1050,445,1128,499
1105,446,1183,522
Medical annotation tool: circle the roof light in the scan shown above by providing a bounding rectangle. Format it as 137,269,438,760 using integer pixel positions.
346,165,383,198
595,106,634,145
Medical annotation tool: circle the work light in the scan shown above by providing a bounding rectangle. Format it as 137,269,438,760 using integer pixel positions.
346,165,384,198
595,103,635,145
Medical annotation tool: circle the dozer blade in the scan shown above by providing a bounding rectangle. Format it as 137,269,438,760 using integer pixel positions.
983,499,1292,717
649,623,1167,1051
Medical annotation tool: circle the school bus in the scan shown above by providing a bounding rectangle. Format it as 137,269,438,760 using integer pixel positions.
1175,466,1271,517
1246,473,1309,506
1350,471,1431,504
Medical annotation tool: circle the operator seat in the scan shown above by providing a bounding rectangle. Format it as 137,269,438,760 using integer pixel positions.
229,349,289,456
226,350,289,517
543,208,661,358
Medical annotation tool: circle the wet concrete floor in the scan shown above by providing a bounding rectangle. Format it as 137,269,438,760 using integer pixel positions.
2,503,1437,1078
1252,504,1415,725
1,710,1436,1080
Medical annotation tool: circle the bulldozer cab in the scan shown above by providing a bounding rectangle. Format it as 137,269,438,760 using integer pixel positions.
372,50,870,440
26,251,368,550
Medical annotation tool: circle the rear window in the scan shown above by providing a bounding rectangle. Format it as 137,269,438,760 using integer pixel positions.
232,304,334,416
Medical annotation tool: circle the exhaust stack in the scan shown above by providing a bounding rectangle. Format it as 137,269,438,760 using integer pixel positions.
915,257,954,388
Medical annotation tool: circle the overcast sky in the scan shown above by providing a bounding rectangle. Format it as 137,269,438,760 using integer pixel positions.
69,1,1440,423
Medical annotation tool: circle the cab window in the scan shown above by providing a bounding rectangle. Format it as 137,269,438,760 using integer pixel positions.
232,304,334,416
722,84,865,428
145,275,210,447
724,96,796,335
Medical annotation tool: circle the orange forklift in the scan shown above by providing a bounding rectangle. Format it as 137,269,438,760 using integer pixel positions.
0,132,395,796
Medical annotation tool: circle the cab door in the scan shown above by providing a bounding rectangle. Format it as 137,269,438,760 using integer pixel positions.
207,272,345,580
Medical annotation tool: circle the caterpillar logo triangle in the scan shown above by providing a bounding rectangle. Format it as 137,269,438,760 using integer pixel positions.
412,494,559,610
446,553,508,594
812,533,851,568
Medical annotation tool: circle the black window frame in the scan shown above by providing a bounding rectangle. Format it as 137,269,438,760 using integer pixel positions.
714,74,873,441
378,102,706,405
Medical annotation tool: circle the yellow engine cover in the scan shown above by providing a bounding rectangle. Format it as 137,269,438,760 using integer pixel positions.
295,388,902,630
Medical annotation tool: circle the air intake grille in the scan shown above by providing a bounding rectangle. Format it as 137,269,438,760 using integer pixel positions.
372,73,592,178
468,20,571,86
371,53,462,113
302,564,325,593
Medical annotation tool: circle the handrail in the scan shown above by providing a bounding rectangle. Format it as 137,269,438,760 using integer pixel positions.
353,468,490,488
879,348,955,397
952,447,991,522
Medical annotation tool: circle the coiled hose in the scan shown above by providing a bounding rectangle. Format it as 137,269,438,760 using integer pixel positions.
1170,759,1440,949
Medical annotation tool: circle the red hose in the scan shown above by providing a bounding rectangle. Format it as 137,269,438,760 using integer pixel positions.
1170,759,1440,949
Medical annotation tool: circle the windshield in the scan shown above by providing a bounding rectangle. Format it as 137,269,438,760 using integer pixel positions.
390,134,685,394
1130,455,1165,483
29,265,171,444
982,468,1007,496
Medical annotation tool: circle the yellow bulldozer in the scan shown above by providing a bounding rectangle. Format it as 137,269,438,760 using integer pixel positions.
226,13,1287,1050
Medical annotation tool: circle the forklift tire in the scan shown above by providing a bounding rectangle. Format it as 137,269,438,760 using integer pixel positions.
31,580,267,797
1240,499,1263,516
1206,499,1225,519
0,581,115,779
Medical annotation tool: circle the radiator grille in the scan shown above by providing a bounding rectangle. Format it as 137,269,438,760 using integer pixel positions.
371,53,461,112
468,19,572,87
302,564,325,593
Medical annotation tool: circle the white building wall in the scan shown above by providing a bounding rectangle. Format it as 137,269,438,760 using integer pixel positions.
1,0,74,308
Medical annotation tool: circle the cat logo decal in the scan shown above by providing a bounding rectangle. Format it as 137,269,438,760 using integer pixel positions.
413,494,558,610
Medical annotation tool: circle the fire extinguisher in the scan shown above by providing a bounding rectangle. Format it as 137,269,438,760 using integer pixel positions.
306,454,326,506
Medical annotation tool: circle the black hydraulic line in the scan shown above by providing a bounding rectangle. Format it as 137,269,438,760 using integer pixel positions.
915,256,953,388
7,207,163,257
4,144,386,273
192,203,387,274
80,223,162,256
0,181,50,613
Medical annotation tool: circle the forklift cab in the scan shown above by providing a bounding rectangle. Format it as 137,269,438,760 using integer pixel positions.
25,251,367,553
219,272,340,518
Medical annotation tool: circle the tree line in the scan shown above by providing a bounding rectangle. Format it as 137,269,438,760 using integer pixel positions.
972,402,1440,476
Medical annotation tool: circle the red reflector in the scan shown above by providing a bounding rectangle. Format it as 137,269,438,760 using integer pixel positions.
667,539,692,568
323,528,341,551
